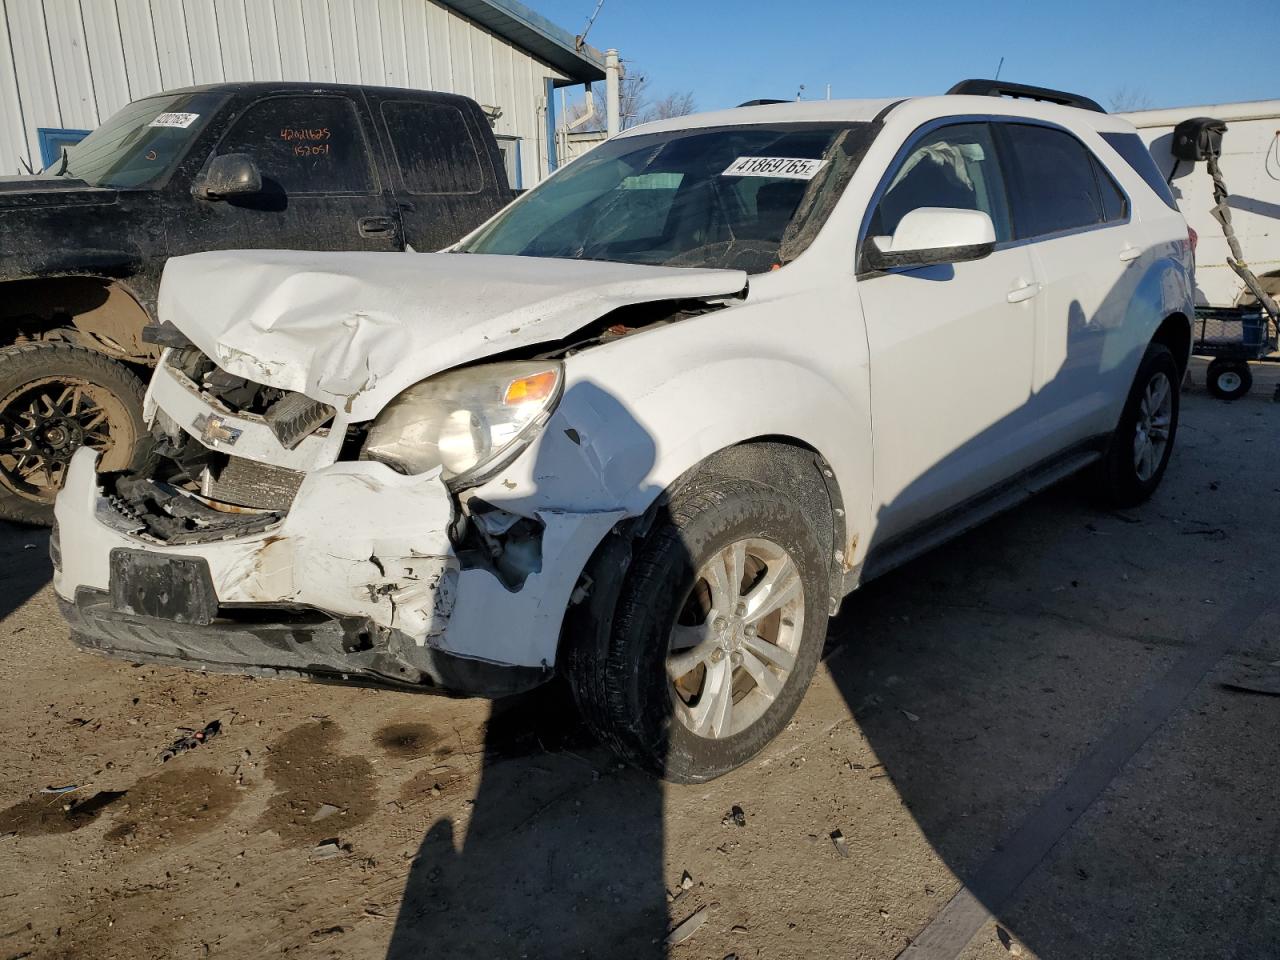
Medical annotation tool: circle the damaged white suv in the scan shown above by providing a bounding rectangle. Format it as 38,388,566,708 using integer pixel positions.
55,81,1193,782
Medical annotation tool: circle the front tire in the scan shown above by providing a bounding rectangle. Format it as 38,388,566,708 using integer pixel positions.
1092,342,1180,508
0,343,149,526
567,473,830,783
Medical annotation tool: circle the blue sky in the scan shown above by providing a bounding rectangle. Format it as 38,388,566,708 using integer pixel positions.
535,0,1272,113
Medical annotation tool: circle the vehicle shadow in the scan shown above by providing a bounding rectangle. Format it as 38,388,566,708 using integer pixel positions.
0,522,51,621
383,264,1269,959
387,381,674,958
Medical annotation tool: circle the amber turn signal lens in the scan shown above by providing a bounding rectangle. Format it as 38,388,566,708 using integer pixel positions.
503,370,558,405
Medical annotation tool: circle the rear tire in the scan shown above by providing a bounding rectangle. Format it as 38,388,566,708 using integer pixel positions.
1206,358,1252,401
566,473,829,783
1091,342,1180,508
0,343,149,526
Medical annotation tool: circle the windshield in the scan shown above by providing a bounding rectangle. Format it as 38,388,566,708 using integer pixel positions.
53,92,223,188
461,122,872,273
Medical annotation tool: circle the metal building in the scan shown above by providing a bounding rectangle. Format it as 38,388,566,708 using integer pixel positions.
0,0,610,184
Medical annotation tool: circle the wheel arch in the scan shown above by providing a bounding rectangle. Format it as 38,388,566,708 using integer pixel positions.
0,276,158,362
557,434,853,673
1151,310,1192,376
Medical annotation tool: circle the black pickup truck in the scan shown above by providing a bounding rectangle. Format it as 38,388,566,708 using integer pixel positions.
0,81,513,523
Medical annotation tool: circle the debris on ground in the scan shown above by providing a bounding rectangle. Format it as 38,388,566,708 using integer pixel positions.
900,709,920,722
310,803,342,822
311,838,352,860
666,905,708,946
158,720,222,763
830,829,850,858
40,784,78,794
996,925,1024,955
680,870,694,890
722,805,746,828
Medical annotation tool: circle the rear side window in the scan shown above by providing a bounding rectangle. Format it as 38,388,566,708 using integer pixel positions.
1092,156,1128,222
382,101,484,195
218,96,375,195
1100,131,1180,211
1000,124,1109,239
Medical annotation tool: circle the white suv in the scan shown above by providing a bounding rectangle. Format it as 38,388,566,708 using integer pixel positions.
54,81,1194,782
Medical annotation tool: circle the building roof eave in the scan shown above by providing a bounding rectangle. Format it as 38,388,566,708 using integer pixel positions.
435,0,606,85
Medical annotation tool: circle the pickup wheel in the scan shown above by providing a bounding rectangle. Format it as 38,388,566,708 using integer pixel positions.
0,343,149,526
567,474,829,783
1092,342,1180,508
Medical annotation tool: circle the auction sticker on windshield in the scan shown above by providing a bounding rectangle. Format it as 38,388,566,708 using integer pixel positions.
722,157,827,179
149,113,200,129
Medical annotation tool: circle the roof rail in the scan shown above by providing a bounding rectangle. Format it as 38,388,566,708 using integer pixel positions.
737,99,789,107
947,79,1105,114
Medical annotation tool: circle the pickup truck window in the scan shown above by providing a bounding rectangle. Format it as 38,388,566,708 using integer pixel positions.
51,92,222,189
381,101,484,195
460,122,869,274
217,96,375,196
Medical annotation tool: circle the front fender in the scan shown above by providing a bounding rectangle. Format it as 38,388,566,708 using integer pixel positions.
470,316,873,572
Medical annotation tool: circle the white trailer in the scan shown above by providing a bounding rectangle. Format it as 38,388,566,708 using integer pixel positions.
1120,100,1280,309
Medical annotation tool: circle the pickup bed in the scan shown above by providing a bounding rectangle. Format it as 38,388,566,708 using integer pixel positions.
0,81,512,523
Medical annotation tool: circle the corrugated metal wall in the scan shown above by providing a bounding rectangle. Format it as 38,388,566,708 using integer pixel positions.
0,0,565,178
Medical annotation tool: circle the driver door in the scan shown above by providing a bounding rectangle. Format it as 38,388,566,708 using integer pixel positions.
857,121,1039,541
175,93,401,257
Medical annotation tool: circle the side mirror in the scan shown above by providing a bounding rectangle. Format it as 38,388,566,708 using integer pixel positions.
864,207,996,271
193,153,262,201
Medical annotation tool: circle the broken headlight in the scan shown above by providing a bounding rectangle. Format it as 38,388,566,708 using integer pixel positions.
361,361,563,486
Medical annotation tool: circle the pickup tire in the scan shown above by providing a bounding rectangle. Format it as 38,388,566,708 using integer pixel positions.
0,343,149,526
567,473,829,783
1092,342,1180,508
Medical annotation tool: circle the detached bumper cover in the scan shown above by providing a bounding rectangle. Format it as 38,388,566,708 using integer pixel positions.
59,588,543,697
53,446,625,695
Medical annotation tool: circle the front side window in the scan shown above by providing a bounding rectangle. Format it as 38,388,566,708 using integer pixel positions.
1000,124,1111,238
868,122,1012,243
49,92,223,189
216,96,375,196
461,123,874,274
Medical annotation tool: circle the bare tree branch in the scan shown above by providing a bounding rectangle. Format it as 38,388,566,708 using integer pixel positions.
1108,85,1154,112
564,65,696,131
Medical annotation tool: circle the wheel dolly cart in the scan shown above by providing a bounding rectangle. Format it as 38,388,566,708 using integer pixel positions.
1193,305,1277,401
1175,116,1280,401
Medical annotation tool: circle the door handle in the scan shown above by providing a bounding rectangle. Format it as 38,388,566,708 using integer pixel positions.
358,216,396,239
1118,245,1142,262
1007,280,1042,303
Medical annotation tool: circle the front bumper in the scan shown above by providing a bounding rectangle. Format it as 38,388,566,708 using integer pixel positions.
53,447,623,695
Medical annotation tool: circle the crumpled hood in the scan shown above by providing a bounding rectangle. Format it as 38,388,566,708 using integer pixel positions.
158,250,747,420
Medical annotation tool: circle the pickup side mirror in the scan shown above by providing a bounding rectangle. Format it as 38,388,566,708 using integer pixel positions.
864,207,997,272
193,153,262,201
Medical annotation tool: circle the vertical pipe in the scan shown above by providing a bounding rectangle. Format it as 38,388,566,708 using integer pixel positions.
544,76,558,174
605,48,620,136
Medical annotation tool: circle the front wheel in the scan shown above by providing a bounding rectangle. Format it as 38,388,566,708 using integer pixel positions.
0,343,150,526
566,474,830,783
1091,342,1180,508
1206,358,1252,401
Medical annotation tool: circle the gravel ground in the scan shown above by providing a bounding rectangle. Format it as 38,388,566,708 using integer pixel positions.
0,359,1276,960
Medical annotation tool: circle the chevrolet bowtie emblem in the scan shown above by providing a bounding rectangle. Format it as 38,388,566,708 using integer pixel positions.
193,413,242,447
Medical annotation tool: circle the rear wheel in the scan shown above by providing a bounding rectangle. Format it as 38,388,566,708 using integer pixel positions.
566,474,829,783
0,343,149,526
1206,358,1252,401
1091,342,1180,508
